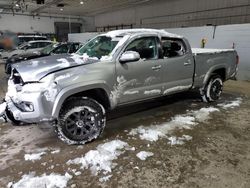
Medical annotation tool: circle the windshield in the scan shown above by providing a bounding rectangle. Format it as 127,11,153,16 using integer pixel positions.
41,43,58,54
76,36,121,59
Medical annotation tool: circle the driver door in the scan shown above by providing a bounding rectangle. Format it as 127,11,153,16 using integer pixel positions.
115,36,164,105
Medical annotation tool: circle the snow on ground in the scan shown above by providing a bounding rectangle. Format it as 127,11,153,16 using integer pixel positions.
217,97,242,109
67,140,129,175
24,148,60,161
129,99,242,142
192,107,220,122
4,98,242,186
99,175,113,182
136,151,154,160
24,152,46,161
51,149,61,154
168,135,193,146
129,128,164,142
8,173,72,188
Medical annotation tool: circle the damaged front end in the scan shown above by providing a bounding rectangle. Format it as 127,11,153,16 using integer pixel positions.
3,68,59,124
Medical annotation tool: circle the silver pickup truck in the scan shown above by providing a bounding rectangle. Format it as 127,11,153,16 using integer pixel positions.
2,29,238,144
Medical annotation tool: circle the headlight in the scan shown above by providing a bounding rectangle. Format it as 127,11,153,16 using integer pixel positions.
15,101,34,112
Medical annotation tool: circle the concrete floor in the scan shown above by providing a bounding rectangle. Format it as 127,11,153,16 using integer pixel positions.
0,63,250,188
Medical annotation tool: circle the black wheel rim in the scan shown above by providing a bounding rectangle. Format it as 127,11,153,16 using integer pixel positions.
65,107,98,141
210,79,223,100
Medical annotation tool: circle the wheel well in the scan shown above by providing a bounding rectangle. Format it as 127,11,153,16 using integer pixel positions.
65,88,111,110
212,68,226,81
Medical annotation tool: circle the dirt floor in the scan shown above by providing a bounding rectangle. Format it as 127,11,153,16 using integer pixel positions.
0,62,250,188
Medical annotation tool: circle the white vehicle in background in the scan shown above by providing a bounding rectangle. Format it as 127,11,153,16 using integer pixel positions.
1,40,53,60
17,35,48,46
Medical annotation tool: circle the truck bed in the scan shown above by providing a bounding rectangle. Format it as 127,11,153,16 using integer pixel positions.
192,48,235,55
192,48,238,88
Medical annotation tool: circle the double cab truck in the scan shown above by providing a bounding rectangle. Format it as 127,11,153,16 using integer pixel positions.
2,29,238,144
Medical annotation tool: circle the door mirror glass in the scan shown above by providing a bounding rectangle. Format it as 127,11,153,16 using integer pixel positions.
119,51,140,63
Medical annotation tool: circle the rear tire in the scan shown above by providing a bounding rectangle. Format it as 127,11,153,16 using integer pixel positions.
55,97,106,145
201,75,223,102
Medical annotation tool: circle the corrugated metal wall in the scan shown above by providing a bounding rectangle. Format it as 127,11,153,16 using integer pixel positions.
95,0,250,29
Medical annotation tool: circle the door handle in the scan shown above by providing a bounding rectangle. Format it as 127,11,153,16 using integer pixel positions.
152,65,162,71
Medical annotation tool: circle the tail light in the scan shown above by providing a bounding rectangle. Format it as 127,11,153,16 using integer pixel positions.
236,55,239,65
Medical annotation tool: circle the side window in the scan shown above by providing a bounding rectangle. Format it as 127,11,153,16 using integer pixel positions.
38,42,50,48
53,44,69,54
161,38,187,58
28,42,38,49
125,37,158,60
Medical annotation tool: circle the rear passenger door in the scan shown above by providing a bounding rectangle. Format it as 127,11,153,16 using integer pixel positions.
160,38,194,95
116,36,164,104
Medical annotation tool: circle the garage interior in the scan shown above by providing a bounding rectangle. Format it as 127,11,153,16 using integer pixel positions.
0,0,250,187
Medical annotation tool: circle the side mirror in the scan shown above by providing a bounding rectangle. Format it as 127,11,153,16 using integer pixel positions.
119,51,140,63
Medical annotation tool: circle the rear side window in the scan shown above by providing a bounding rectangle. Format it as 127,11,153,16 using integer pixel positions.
125,37,158,60
38,42,51,48
161,38,187,58
28,42,39,49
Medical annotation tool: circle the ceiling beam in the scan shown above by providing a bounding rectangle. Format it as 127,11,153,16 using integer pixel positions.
31,0,64,14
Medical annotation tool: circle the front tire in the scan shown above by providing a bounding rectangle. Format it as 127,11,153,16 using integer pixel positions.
56,97,106,145
201,75,223,102
5,107,21,125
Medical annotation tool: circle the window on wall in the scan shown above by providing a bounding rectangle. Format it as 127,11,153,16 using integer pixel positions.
96,24,133,32
125,37,158,60
161,38,187,58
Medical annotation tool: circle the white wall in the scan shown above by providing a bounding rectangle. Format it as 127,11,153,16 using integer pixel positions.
0,13,95,34
68,32,99,44
167,24,250,81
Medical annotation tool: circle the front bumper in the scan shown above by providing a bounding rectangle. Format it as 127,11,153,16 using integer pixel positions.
5,87,56,124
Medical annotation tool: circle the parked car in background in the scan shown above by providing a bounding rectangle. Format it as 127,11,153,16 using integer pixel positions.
0,40,53,60
2,29,238,145
17,35,47,46
5,42,81,74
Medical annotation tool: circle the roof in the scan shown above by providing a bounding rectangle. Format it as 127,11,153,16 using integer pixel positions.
104,29,183,38
18,35,47,38
28,40,53,43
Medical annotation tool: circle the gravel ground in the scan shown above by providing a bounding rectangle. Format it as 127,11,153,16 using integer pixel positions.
0,63,250,188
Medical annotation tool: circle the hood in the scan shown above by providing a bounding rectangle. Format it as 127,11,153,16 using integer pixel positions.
12,54,99,82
